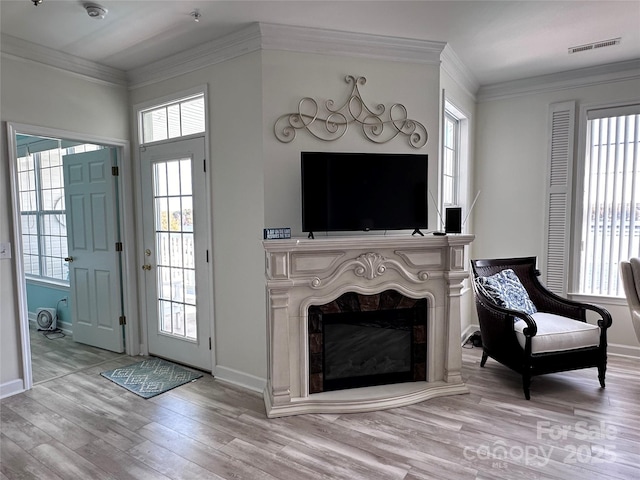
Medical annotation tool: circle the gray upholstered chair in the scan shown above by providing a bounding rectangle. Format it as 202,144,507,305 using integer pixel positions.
471,257,612,400
620,258,640,344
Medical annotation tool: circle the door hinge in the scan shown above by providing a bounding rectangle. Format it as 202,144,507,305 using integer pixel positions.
112,166,119,176
206,249,209,263
209,337,212,350
115,242,123,252
203,159,206,172
119,315,126,326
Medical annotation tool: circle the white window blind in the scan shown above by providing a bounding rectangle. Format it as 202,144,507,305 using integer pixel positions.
140,94,205,144
578,105,640,296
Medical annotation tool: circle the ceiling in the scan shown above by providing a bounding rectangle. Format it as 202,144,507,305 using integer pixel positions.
1,0,639,86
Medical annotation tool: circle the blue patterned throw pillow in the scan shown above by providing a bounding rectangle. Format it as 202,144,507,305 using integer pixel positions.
476,269,537,315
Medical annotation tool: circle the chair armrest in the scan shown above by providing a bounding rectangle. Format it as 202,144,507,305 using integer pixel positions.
473,284,538,337
530,280,612,329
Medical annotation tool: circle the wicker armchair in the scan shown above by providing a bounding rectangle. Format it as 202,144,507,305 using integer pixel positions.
470,257,612,400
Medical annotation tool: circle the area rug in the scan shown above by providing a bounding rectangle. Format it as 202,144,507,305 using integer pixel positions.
100,358,202,398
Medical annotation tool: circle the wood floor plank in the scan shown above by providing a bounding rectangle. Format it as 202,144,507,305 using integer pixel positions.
150,394,291,454
219,437,340,480
29,324,123,384
75,439,172,480
2,347,639,480
1,396,94,451
136,422,279,480
29,440,113,480
0,406,53,451
24,384,148,452
279,438,413,480
247,414,411,480
127,440,226,480
140,413,235,450
0,434,64,480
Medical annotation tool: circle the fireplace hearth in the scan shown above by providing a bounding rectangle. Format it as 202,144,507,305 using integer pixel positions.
263,234,474,417
309,290,427,393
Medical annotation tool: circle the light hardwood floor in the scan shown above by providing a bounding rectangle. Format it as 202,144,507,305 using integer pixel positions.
28,323,124,384
2,347,639,480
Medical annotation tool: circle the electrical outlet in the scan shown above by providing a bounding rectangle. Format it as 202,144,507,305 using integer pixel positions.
0,242,11,259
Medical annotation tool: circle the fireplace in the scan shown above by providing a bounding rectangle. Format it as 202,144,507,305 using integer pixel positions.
263,234,474,417
308,290,427,393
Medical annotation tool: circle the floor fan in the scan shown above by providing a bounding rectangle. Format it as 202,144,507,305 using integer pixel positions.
36,307,57,331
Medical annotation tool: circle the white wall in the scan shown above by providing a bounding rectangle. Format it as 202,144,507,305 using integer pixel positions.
129,50,442,387
0,56,129,393
262,50,442,235
129,52,266,386
474,78,640,353
2,46,445,395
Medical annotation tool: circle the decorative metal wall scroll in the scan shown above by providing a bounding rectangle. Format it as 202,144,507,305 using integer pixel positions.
274,75,428,148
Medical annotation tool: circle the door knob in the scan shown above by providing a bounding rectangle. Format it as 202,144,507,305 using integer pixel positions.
142,264,151,271
65,257,74,263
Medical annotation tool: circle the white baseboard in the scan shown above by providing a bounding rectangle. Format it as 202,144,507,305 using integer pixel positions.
608,343,640,358
0,379,25,399
213,365,267,394
461,324,480,345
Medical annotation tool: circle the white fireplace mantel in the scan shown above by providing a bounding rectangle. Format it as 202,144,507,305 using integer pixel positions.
263,234,474,417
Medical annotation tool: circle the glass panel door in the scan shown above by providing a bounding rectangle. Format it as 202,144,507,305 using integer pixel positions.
140,137,211,371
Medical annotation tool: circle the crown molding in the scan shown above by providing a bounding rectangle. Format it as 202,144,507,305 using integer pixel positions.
477,59,640,102
0,33,127,87
127,23,263,90
440,44,480,100
4,23,447,91
128,22,446,89
258,22,446,65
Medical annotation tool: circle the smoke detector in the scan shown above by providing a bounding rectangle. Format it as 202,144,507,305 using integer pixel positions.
84,3,108,19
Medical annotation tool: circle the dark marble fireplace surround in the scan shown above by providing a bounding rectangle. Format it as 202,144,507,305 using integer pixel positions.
308,290,428,393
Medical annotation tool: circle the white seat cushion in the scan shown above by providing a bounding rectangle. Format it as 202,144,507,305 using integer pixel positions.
514,312,600,354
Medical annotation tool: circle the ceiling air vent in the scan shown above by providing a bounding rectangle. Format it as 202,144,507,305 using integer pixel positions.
569,37,621,54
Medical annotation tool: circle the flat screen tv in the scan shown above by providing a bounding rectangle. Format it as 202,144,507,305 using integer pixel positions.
301,151,428,235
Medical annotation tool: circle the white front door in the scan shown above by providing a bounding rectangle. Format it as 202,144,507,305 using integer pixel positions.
140,137,212,371
63,148,124,352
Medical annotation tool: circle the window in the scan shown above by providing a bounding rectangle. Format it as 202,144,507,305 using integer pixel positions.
17,138,100,282
578,106,640,296
140,93,205,144
442,110,460,207
440,99,469,231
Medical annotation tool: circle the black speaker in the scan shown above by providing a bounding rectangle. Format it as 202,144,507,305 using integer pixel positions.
445,207,462,234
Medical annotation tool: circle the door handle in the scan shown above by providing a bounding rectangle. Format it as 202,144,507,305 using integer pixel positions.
142,264,152,271
65,257,74,263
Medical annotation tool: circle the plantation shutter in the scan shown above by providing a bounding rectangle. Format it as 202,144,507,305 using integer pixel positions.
544,101,576,295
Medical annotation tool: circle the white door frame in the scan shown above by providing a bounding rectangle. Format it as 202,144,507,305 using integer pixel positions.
6,122,139,391
132,85,215,372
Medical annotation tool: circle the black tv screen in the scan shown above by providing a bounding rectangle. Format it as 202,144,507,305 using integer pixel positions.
301,152,428,234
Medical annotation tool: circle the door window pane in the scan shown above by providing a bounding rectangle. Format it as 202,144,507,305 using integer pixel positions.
153,158,197,340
